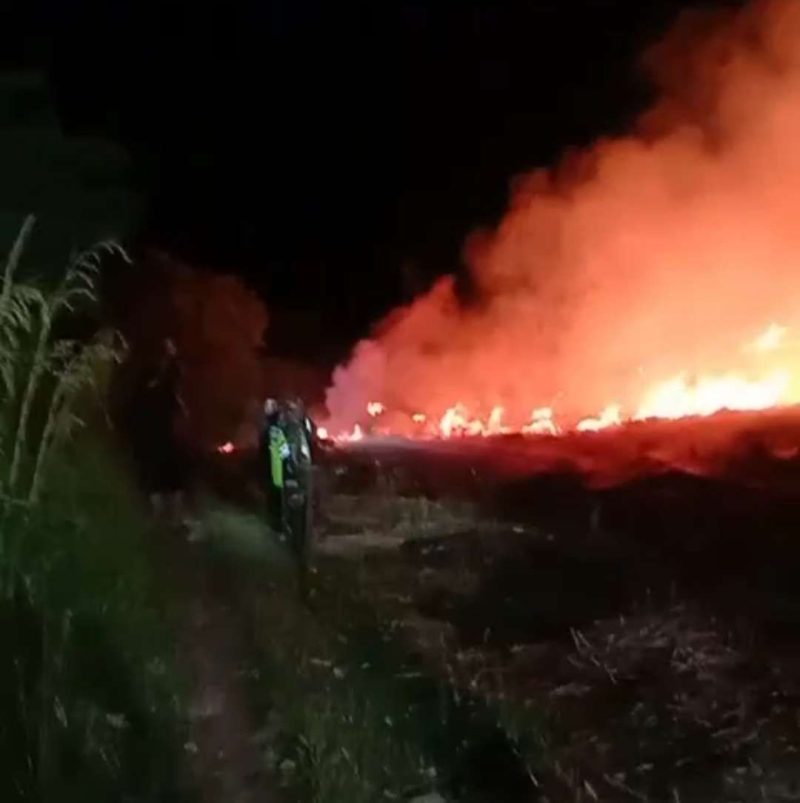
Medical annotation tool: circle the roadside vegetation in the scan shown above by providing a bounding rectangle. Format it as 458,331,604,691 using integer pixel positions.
0,217,189,802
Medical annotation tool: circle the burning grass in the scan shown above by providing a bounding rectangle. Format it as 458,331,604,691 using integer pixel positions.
334,403,800,497
327,322,800,443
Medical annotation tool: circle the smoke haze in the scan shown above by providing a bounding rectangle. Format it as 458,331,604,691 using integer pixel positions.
326,0,800,433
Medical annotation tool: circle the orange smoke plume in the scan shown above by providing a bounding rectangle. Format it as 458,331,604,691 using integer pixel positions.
325,0,800,439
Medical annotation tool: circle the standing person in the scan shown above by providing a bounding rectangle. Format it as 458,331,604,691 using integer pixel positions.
281,398,315,599
133,338,190,528
260,398,289,535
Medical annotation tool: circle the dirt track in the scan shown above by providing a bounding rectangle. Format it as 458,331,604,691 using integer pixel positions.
148,522,283,803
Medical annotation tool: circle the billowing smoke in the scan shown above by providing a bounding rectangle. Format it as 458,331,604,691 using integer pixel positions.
326,0,800,433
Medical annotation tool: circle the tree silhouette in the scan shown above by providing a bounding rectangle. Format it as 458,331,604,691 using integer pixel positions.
0,71,139,280
113,252,268,450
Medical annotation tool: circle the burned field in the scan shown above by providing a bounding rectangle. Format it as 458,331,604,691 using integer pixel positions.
311,410,800,801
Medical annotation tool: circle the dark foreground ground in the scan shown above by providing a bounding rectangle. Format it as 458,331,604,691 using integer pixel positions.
196,409,800,802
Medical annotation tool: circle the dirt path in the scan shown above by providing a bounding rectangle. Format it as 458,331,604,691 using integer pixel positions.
150,522,283,803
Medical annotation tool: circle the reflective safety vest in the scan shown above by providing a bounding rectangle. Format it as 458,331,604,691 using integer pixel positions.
269,425,290,488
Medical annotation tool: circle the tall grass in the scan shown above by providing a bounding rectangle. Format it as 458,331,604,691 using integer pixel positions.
0,215,127,506
0,217,189,802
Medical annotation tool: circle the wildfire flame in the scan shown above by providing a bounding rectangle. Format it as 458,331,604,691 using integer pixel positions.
522,407,559,436
576,405,622,433
325,323,800,443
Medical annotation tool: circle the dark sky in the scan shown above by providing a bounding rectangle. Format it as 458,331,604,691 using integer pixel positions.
5,0,742,362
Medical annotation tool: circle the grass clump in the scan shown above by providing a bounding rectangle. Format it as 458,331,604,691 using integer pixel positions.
252,593,439,802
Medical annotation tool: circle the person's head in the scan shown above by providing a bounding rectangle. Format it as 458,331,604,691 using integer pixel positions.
164,338,177,357
264,398,278,416
285,397,305,421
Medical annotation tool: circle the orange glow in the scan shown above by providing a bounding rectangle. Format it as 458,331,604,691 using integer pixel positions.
633,370,791,421
327,323,800,443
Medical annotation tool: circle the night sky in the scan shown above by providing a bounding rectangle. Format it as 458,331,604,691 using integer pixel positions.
5,0,742,363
